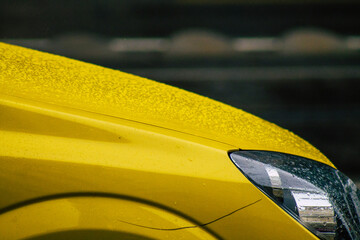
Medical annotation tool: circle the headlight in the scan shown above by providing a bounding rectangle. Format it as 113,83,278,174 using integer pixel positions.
229,150,360,240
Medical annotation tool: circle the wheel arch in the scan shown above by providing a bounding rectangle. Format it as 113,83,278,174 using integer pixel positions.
0,193,218,240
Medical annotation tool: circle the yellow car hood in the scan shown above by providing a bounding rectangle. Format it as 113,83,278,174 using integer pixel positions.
0,42,331,166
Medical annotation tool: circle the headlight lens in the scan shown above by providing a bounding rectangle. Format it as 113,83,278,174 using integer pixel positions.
229,150,360,240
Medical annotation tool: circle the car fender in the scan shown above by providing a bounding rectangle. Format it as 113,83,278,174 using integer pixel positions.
0,195,218,240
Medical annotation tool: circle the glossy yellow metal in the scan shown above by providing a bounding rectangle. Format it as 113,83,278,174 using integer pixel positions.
0,42,331,165
0,43,327,239
0,197,218,240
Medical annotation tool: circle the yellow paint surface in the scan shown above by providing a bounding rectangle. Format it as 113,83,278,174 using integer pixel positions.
0,42,331,165
0,197,218,240
0,43,326,239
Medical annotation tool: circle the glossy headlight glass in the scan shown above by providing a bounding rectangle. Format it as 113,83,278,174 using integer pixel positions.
229,151,360,240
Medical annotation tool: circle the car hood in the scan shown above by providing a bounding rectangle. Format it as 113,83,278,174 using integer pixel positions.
0,42,332,166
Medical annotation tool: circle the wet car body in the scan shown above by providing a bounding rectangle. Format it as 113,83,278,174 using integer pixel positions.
0,43,359,239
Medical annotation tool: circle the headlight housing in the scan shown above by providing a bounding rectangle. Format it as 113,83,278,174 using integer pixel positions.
229,151,360,240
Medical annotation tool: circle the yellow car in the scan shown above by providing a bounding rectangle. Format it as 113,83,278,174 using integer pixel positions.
0,42,359,240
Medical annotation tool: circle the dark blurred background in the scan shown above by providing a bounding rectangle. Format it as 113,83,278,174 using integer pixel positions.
1,0,359,180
